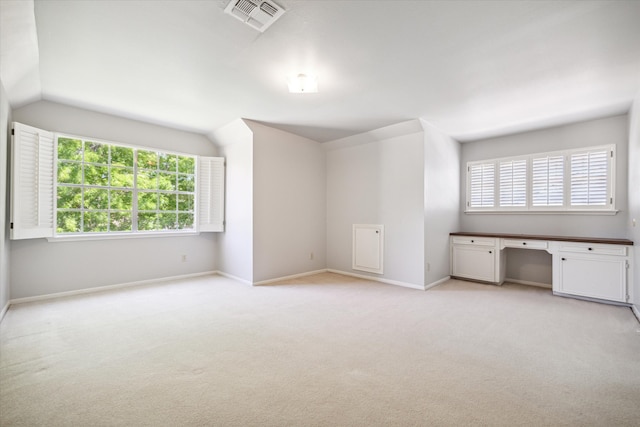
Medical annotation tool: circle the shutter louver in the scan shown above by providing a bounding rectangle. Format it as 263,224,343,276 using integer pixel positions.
198,157,225,232
499,159,526,207
532,155,564,206
570,150,608,206
10,123,55,239
469,163,494,208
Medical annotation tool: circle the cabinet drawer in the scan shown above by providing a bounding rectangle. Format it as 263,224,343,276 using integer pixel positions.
558,244,627,256
503,239,548,250
451,236,496,247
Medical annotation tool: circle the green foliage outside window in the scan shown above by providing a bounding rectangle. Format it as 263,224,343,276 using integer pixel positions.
58,138,82,161
56,137,196,234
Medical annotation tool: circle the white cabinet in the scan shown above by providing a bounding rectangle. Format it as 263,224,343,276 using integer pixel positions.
450,236,504,284
452,245,496,282
353,224,384,274
554,244,629,303
450,233,633,305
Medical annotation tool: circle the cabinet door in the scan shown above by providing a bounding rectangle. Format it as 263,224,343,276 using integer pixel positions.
452,245,496,282
558,254,627,302
353,224,384,274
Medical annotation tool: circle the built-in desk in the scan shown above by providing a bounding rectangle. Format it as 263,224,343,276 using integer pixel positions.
450,232,634,306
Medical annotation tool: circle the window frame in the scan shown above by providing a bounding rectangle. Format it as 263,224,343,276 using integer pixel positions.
53,132,199,237
465,144,616,214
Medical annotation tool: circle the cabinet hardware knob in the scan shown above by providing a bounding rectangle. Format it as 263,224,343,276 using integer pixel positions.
523,242,527,245
562,258,566,261
588,247,593,251
489,251,492,254
471,240,474,243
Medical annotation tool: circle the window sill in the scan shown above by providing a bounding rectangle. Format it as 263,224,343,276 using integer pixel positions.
47,231,200,242
464,210,619,216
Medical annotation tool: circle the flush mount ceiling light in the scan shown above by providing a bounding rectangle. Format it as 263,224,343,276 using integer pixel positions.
287,74,318,93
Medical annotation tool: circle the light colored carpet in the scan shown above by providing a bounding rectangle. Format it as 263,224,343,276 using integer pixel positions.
1,272,639,426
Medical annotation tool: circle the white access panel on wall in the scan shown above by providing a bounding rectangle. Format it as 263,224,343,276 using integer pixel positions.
353,224,384,274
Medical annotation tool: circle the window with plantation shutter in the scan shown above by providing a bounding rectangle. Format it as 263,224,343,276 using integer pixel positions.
465,144,615,214
10,122,226,240
499,159,526,207
532,155,564,207
469,163,495,208
570,149,609,207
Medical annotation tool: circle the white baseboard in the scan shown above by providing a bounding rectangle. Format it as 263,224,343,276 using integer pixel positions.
425,275,451,290
9,271,218,305
553,291,631,307
0,302,9,323
214,271,253,286
253,269,328,286
504,278,552,289
327,269,425,291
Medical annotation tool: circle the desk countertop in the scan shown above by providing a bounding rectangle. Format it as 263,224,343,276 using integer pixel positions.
450,232,634,246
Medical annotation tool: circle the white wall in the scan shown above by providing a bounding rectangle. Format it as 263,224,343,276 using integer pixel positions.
504,248,552,285
326,120,425,287
12,101,216,155
628,93,640,314
423,121,460,286
247,121,326,283
460,114,629,284
210,119,254,284
9,101,218,299
0,80,11,314
461,115,629,238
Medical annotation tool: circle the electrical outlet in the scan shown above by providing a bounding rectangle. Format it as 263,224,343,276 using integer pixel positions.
181,254,187,262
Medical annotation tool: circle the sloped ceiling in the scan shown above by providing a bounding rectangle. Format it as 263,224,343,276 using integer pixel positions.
0,1,41,108
1,0,639,142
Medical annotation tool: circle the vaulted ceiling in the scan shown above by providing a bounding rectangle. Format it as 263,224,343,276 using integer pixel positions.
1,0,639,142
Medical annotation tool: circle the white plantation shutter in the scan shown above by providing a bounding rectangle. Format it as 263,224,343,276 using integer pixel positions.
10,122,55,239
466,145,614,212
532,155,564,206
570,149,610,207
469,163,495,208
198,156,225,232
499,159,526,207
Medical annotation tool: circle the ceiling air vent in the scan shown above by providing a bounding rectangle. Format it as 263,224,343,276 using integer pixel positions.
224,0,285,33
